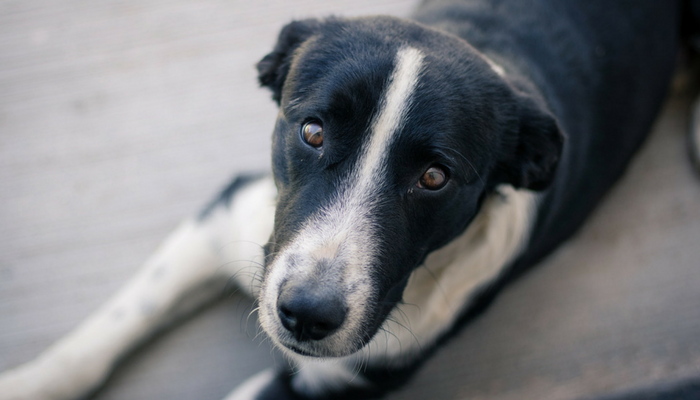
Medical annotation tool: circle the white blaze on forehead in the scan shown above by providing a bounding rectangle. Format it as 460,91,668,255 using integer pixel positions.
311,46,425,258
303,46,425,253
288,45,425,245
356,46,425,190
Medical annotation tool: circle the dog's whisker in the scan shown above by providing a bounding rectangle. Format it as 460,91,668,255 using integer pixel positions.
444,148,485,186
389,303,413,328
418,264,454,314
244,306,261,336
387,315,422,355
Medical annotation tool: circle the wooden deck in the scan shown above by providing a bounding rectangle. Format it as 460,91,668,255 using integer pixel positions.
1,1,699,399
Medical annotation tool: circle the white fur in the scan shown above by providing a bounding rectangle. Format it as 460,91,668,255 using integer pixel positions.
0,177,277,400
259,47,425,357
205,177,278,296
222,361,371,400
358,46,425,189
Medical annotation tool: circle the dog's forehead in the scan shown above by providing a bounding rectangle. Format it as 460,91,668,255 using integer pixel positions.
279,25,501,187
282,42,435,157
353,46,426,180
284,39,399,118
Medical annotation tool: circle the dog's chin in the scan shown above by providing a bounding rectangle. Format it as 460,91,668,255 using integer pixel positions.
282,343,342,358
277,339,363,359
282,343,320,358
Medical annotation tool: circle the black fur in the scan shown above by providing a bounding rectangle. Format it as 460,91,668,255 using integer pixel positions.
257,19,323,104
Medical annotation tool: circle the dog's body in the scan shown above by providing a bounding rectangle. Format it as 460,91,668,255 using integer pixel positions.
0,1,693,399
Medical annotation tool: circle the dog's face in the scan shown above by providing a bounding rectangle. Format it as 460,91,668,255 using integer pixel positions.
256,17,562,358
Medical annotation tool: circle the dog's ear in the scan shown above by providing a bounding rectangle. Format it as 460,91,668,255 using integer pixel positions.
257,19,321,104
494,92,564,191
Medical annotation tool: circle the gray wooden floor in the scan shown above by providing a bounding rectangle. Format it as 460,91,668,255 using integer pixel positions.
1,1,699,400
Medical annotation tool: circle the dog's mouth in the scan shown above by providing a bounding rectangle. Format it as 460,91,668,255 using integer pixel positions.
271,317,380,359
282,343,320,357
258,254,408,359
268,323,367,358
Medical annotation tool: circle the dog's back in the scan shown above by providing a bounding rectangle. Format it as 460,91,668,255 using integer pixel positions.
417,0,681,268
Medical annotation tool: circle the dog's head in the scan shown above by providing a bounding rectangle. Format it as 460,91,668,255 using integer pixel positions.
256,16,562,358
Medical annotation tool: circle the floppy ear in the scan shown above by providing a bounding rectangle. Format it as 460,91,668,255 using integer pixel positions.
494,93,565,191
256,19,321,104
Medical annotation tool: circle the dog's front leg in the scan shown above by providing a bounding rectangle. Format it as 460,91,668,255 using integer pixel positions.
0,175,277,400
223,361,378,400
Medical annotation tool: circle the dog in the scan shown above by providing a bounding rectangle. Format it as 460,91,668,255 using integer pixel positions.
1,0,698,399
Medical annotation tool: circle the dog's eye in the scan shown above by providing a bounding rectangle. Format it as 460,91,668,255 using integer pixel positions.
417,166,448,190
301,121,323,148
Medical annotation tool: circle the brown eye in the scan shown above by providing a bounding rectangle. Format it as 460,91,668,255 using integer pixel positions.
302,121,323,148
417,166,448,190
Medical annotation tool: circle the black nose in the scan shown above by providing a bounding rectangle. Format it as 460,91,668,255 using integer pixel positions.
277,281,347,342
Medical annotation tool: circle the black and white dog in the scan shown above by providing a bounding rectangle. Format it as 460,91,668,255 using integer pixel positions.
1,0,697,399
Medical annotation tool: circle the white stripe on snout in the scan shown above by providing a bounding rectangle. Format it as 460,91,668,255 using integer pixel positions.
306,46,425,258
259,47,425,358
306,46,426,260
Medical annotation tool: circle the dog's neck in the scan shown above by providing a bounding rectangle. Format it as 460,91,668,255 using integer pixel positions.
362,185,538,366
